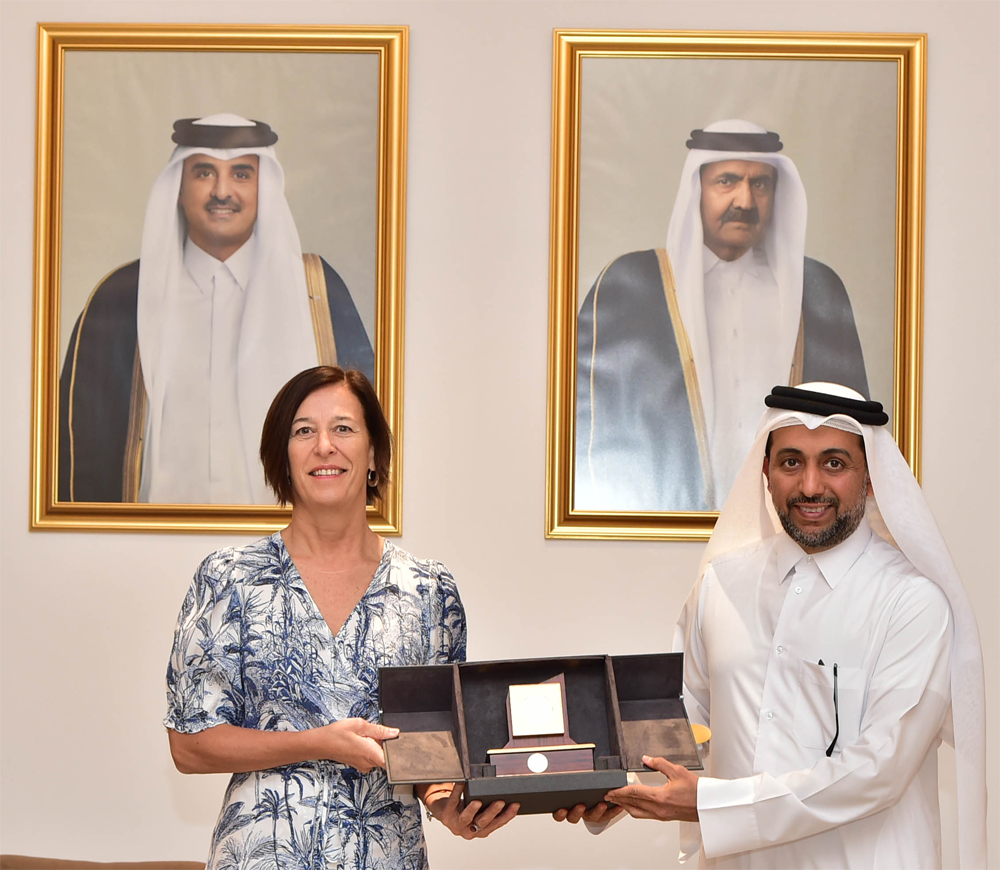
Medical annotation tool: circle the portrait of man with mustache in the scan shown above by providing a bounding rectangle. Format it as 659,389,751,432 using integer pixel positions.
576,119,869,513
58,114,374,505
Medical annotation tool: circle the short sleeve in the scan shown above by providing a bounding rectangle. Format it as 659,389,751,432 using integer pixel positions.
428,564,467,665
164,551,245,733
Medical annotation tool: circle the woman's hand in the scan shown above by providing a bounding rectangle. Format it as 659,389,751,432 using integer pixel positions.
417,782,519,839
315,718,400,773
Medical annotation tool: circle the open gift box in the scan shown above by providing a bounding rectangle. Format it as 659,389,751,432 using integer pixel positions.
379,653,702,815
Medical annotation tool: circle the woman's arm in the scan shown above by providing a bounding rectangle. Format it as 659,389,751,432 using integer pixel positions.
167,719,399,775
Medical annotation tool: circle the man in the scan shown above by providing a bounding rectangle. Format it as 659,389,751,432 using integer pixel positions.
568,384,987,868
576,120,870,512
59,114,373,504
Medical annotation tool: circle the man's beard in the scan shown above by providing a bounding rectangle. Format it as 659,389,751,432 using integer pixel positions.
776,487,868,551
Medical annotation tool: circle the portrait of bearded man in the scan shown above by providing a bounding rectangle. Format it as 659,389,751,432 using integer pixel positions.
576,119,870,513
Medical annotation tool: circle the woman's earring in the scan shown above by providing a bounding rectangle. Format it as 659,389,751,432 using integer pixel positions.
367,469,378,486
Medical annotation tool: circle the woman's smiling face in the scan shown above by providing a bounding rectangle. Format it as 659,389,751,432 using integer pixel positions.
287,383,375,515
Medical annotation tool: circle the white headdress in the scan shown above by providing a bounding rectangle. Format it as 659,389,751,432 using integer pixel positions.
666,119,808,440
703,383,987,869
136,113,318,503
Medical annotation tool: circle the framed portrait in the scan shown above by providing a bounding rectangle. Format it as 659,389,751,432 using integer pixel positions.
546,30,926,540
31,23,408,533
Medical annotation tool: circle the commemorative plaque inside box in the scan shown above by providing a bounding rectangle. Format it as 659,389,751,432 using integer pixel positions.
379,653,702,816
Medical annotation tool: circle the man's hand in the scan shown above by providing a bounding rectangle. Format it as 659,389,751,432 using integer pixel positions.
603,756,699,822
418,782,519,839
552,801,624,826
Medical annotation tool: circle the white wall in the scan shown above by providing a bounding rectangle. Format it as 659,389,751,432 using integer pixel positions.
1,1,996,867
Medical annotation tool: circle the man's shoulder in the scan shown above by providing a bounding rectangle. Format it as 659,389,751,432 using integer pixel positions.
83,260,141,314
605,249,661,267
601,248,662,278
798,255,869,395
706,539,772,579
864,534,950,609
802,256,848,297
69,260,141,350
587,249,666,303
303,252,331,269
303,252,346,285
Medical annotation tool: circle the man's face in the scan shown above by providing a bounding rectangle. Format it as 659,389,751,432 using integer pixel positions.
699,159,777,261
178,153,259,261
763,424,871,553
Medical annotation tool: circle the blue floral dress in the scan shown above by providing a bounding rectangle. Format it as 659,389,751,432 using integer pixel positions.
164,533,467,870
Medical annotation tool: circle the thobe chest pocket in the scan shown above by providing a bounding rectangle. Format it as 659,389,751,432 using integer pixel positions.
793,660,865,752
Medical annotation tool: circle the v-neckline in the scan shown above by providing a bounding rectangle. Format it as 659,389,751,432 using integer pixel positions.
278,532,390,643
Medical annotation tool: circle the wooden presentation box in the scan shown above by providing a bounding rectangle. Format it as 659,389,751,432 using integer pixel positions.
379,653,702,816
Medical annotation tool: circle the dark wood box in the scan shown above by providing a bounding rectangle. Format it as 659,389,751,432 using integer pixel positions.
379,653,701,815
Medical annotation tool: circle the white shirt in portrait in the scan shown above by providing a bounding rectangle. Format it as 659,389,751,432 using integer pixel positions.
140,236,255,504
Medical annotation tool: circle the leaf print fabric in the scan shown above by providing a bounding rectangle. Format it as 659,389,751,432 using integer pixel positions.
165,533,467,869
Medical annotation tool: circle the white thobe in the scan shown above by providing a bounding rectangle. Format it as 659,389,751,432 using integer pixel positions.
141,237,255,504
676,519,954,868
703,247,782,500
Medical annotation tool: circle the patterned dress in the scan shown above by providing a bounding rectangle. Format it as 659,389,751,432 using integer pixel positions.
164,533,467,870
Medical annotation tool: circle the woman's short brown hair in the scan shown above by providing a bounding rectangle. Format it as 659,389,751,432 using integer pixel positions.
259,366,392,507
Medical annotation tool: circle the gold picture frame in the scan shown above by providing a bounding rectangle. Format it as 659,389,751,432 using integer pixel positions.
546,29,925,540
31,23,408,533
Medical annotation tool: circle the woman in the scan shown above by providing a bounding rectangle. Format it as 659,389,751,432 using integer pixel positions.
165,366,517,868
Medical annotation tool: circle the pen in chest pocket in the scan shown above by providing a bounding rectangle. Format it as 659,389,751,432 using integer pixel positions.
825,662,840,757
